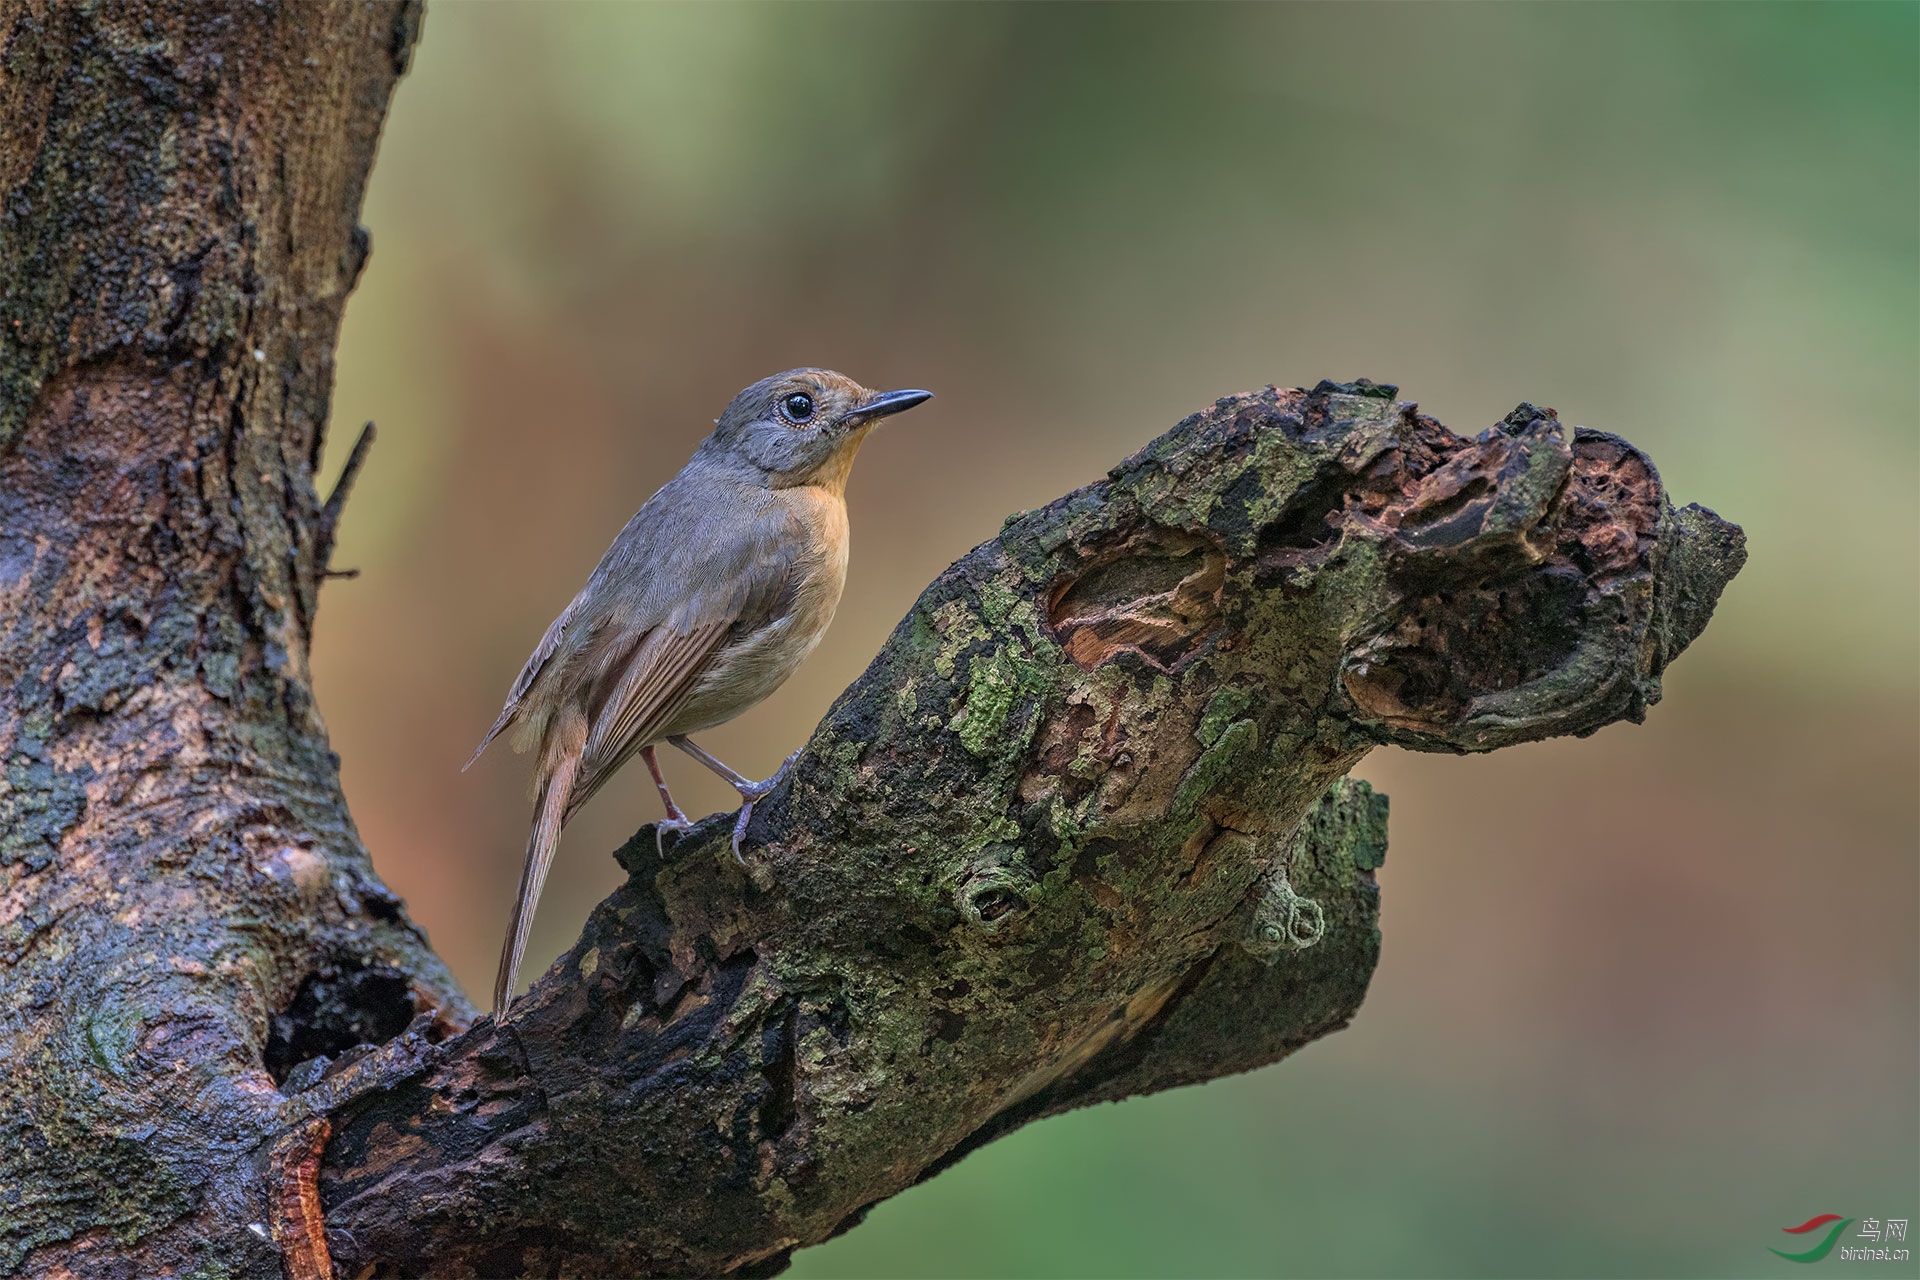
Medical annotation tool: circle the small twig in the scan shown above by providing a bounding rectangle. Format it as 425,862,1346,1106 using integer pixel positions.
318,421,376,565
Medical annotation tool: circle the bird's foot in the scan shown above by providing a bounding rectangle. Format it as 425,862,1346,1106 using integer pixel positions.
728,804,754,865
740,749,801,800
655,815,695,857
727,750,802,864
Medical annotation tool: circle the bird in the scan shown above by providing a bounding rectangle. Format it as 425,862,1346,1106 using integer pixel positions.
467,368,932,1022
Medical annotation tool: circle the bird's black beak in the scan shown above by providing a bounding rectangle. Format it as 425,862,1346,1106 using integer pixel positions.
847,389,933,424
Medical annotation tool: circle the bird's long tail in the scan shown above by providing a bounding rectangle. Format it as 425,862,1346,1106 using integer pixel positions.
494,708,586,1022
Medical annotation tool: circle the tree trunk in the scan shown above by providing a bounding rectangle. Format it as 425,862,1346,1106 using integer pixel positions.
0,4,456,1277
0,5,1745,1277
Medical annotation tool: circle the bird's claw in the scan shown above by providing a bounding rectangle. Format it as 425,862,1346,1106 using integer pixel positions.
729,804,754,865
728,750,802,864
654,815,695,857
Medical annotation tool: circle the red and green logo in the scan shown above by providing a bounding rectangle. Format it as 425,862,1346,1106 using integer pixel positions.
1770,1215,1854,1263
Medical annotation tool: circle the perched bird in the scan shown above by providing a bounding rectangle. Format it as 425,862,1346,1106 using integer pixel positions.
468,369,932,1021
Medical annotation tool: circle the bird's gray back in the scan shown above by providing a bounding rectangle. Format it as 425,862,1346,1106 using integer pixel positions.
561,463,784,657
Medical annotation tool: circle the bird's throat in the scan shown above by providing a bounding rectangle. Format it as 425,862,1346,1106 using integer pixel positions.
800,425,874,496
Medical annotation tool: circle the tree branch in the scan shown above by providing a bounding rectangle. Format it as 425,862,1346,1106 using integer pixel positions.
316,383,1742,1277
0,4,1744,1276
319,421,376,575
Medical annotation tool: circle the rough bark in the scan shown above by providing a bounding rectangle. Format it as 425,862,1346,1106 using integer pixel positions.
0,5,1746,1278
0,4,458,1277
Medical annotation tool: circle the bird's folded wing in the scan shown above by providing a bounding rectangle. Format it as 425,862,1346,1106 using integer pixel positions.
565,619,733,822
565,532,794,820
465,590,585,770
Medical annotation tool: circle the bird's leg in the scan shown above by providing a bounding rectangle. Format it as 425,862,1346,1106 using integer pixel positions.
668,736,801,863
642,744,695,855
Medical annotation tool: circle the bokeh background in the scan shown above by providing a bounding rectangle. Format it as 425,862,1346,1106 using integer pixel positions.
312,4,1917,1276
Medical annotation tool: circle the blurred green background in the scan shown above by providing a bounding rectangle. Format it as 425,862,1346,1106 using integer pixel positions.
313,4,1917,1276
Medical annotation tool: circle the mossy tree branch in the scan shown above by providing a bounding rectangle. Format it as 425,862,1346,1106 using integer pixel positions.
0,3,1744,1276
318,382,1742,1277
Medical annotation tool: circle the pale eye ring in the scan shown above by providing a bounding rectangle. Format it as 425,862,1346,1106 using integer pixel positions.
780,392,815,424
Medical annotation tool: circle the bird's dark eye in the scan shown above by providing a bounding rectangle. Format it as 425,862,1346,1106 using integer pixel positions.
780,392,815,424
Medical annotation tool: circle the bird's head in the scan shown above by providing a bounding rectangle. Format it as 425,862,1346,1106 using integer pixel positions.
708,368,932,492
